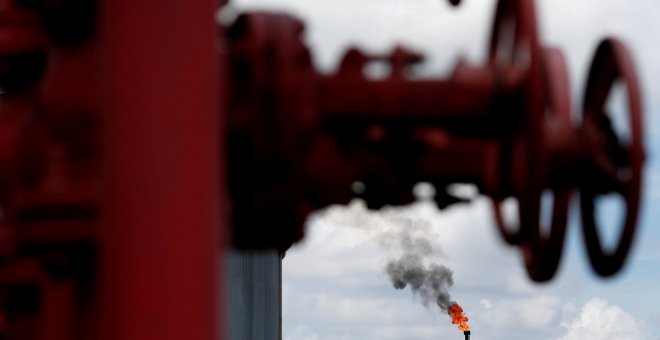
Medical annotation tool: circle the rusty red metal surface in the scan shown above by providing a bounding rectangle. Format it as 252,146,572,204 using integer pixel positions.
0,0,645,338
99,1,222,339
0,0,98,338
0,0,222,338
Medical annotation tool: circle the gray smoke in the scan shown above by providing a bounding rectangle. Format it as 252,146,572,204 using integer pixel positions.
322,199,457,312
382,222,456,312
386,254,455,311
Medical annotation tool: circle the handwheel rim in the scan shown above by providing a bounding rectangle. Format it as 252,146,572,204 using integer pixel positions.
580,38,644,277
519,47,573,282
522,190,570,281
489,0,540,90
489,0,545,246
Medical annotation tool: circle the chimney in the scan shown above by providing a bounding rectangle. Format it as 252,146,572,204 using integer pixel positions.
464,330,470,340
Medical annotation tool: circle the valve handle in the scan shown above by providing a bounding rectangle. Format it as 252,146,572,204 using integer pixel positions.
580,38,644,277
520,47,572,282
492,47,572,281
488,0,572,282
489,0,543,246
488,0,539,92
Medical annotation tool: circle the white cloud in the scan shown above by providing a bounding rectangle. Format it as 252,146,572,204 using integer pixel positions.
520,295,562,328
480,299,493,310
477,295,562,330
559,298,648,340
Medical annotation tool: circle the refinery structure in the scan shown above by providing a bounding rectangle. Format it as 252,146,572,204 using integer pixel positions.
0,0,645,339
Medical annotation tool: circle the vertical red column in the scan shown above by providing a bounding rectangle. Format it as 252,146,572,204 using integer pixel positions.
98,1,224,339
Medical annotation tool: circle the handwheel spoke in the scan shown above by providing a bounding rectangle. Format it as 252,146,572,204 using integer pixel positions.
522,190,570,282
493,198,525,245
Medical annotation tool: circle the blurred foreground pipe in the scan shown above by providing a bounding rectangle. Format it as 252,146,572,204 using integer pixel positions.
99,0,224,339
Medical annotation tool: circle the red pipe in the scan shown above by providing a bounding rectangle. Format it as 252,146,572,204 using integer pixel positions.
99,1,224,339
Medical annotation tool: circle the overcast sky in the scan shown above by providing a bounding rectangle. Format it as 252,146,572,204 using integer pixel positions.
229,1,660,339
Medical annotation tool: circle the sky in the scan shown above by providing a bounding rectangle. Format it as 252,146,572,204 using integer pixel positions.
228,1,660,339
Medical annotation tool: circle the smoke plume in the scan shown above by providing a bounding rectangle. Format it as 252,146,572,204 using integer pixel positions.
323,199,457,312
386,254,455,311
382,218,456,312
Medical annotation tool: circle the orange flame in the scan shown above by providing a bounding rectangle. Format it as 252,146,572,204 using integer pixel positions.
448,304,470,331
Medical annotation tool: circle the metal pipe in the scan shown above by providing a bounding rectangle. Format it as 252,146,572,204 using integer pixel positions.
99,0,223,339
464,330,471,340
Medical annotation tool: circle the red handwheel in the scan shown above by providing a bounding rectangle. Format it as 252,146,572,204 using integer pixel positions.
489,0,544,246
520,47,572,282
488,0,572,281
580,38,644,277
